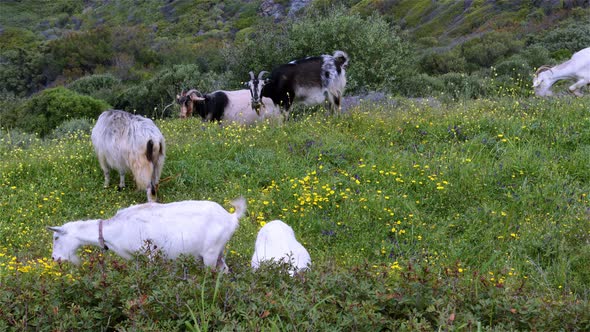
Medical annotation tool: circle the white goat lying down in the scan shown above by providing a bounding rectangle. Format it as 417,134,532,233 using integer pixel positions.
47,197,246,271
91,110,166,202
533,47,590,97
251,220,311,276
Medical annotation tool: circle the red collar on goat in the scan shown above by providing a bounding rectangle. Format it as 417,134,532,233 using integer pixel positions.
98,219,109,251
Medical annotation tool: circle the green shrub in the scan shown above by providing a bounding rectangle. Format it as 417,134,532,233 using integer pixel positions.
1,87,109,137
44,27,114,81
49,118,94,140
67,74,122,96
0,47,46,97
493,55,531,78
439,72,491,100
0,27,40,49
0,92,24,119
460,32,524,69
534,21,590,55
0,128,38,152
225,8,412,93
395,73,445,97
419,50,467,75
520,44,553,69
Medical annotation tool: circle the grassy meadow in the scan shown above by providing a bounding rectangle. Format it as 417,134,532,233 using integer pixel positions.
1,96,590,330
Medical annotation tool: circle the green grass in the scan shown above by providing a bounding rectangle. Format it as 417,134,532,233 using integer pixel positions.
1,97,590,330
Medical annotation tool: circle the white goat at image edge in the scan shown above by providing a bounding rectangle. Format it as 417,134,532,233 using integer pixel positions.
533,47,590,97
251,220,311,276
47,197,246,272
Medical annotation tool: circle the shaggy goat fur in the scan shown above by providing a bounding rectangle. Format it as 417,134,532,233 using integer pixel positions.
91,110,165,202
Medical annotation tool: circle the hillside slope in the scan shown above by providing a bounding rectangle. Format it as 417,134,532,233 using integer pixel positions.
1,0,588,44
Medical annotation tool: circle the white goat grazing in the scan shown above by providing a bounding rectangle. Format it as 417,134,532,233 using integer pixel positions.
91,110,165,202
251,220,311,276
47,197,246,271
533,47,590,97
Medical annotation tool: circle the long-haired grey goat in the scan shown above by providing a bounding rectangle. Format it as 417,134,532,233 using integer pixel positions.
91,110,166,202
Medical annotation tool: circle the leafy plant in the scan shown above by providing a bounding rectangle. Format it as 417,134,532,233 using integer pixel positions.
225,7,412,93
460,32,524,69
67,73,121,96
0,87,109,137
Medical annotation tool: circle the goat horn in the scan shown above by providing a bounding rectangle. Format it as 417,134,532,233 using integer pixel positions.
249,71,255,80
185,89,205,101
258,71,269,80
186,89,202,96
535,65,553,75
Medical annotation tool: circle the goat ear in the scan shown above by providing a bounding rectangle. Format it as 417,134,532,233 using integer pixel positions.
46,226,65,234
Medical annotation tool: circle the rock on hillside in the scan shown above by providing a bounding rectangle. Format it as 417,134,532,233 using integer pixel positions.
260,0,312,20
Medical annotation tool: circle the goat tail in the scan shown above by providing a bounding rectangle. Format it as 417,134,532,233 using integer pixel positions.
146,139,165,197
146,139,154,163
230,196,247,221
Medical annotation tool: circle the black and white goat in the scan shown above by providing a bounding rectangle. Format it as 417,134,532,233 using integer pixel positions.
176,89,279,124
249,50,349,116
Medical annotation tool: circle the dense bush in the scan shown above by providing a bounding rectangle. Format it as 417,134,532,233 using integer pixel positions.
225,8,412,93
0,92,23,120
419,50,467,75
67,73,122,96
0,128,38,152
438,72,491,100
519,44,553,69
0,47,47,97
460,32,524,69
49,118,94,140
395,73,445,98
44,28,114,82
533,21,590,56
493,55,531,79
0,87,109,137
